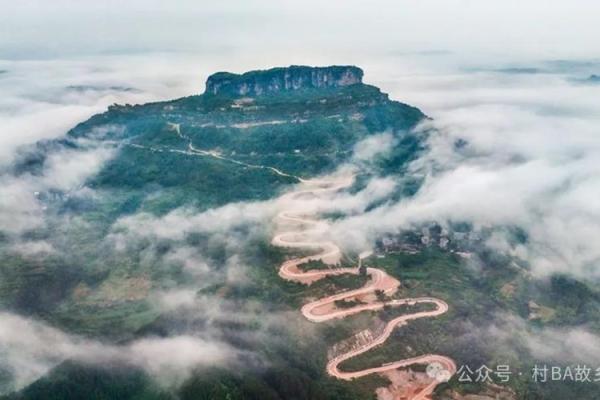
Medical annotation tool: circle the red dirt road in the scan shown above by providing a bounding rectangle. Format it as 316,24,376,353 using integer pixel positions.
272,178,456,400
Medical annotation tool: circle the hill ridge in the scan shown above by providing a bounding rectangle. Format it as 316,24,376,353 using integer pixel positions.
204,65,364,97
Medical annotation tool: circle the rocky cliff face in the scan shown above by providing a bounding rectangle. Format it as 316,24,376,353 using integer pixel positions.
204,65,363,97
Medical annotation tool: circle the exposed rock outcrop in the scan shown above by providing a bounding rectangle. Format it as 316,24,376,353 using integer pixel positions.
204,65,363,96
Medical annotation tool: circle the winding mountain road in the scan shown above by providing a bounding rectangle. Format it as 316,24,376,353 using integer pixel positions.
272,178,456,400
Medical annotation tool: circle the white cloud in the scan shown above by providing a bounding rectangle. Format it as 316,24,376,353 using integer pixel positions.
114,199,275,241
0,145,115,235
328,66,600,280
126,336,233,381
43,146,114,190
486,314,600,365
0,56,209,167
352,131,397,162
0,312,237,393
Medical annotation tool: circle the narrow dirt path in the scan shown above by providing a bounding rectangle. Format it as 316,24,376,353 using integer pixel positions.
272,178,456,400
169,121,304,181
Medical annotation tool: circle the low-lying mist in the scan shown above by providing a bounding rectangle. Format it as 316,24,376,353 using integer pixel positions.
1,53,600,393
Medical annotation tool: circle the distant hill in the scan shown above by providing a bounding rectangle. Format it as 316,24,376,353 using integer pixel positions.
587,74,600,83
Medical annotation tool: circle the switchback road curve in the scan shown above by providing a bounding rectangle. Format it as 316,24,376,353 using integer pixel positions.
272,178,456,400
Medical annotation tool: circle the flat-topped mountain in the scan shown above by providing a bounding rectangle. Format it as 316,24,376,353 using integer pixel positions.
20,65,424,215
8,64,426,351
205,65,364,96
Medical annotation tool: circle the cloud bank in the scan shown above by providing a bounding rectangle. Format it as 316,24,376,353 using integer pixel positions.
329,67,600,280
0,40,599,395
0,312,237,392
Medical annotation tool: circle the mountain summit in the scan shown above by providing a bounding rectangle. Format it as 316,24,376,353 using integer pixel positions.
27,65,424,214
204,65,364,96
